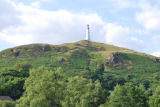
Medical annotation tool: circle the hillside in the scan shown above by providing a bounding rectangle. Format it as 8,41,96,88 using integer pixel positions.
0,40,154,68
0,40,160,101
0,40,151,58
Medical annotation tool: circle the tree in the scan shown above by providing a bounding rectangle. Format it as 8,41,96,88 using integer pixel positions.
61,76,109,107
149,86,160,107
99,73,126,90
108,83,148,107
14,62,32,77
0,78,25,99
0,67,27,100
16,66,65,107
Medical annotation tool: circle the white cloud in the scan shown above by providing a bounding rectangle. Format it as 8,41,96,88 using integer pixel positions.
0,0,145,52
0,0,105,45
0,0,22,30
136,1,160,30
151,51,160,57
104,23,145,51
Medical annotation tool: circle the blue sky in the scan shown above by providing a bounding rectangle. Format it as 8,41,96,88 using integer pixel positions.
1,0,160,56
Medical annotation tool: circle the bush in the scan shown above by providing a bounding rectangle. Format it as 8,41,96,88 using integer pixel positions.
0,100,16,107
108,83,148,107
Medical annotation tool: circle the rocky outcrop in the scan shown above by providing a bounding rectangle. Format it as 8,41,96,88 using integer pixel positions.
43,45,51,52
54,46,69,52
152,58,160,63
57,57,66,63
0,44,70,58
14,50,20,57
106,52,128,65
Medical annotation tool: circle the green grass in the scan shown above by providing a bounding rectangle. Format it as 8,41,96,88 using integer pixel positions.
0,40,160,91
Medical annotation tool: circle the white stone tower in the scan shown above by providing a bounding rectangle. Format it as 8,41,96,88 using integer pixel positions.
85,24,90,41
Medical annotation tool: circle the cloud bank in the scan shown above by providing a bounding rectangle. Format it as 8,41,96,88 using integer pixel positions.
0,0,144,52
135,1,160,56
136,1,160,30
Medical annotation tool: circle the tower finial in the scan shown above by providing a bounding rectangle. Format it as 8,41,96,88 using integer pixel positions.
86,24,90,41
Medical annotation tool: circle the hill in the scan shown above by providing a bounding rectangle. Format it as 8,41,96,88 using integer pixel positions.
0,40,160,100
0,40,154,67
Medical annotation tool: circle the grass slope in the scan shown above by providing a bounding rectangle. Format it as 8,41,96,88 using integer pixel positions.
0,40,160,90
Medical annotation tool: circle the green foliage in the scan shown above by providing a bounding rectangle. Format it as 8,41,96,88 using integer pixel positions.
62,76,109,107
17,67,110,107
69,48,90,69
0,41,160,90
17,66,65,107
1,40,160,106
0,100,16,107
108,83,148,107
100,73,126,90
149,86,160,107
0,62,32,100
0,78,25,99
14,62,32,76
78,70,92,79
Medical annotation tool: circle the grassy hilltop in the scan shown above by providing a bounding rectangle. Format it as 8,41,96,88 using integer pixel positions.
0,40,160,88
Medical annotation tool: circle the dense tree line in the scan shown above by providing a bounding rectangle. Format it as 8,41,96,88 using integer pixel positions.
16,66,109,107
0,62,32,99
1,64,160,107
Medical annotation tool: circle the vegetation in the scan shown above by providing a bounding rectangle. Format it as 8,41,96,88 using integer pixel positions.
62,76,109,107
0,40,160,106
17,67,65,107
148,86,160,107
108,83,148,107
0,100,16,107
0,62,32,99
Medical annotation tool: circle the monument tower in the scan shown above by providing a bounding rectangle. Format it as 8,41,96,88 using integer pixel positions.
86,24,90,41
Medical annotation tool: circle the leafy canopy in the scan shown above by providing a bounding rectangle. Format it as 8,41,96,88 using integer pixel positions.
17,66,65,107
108,83,148,107
62,76,109,107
